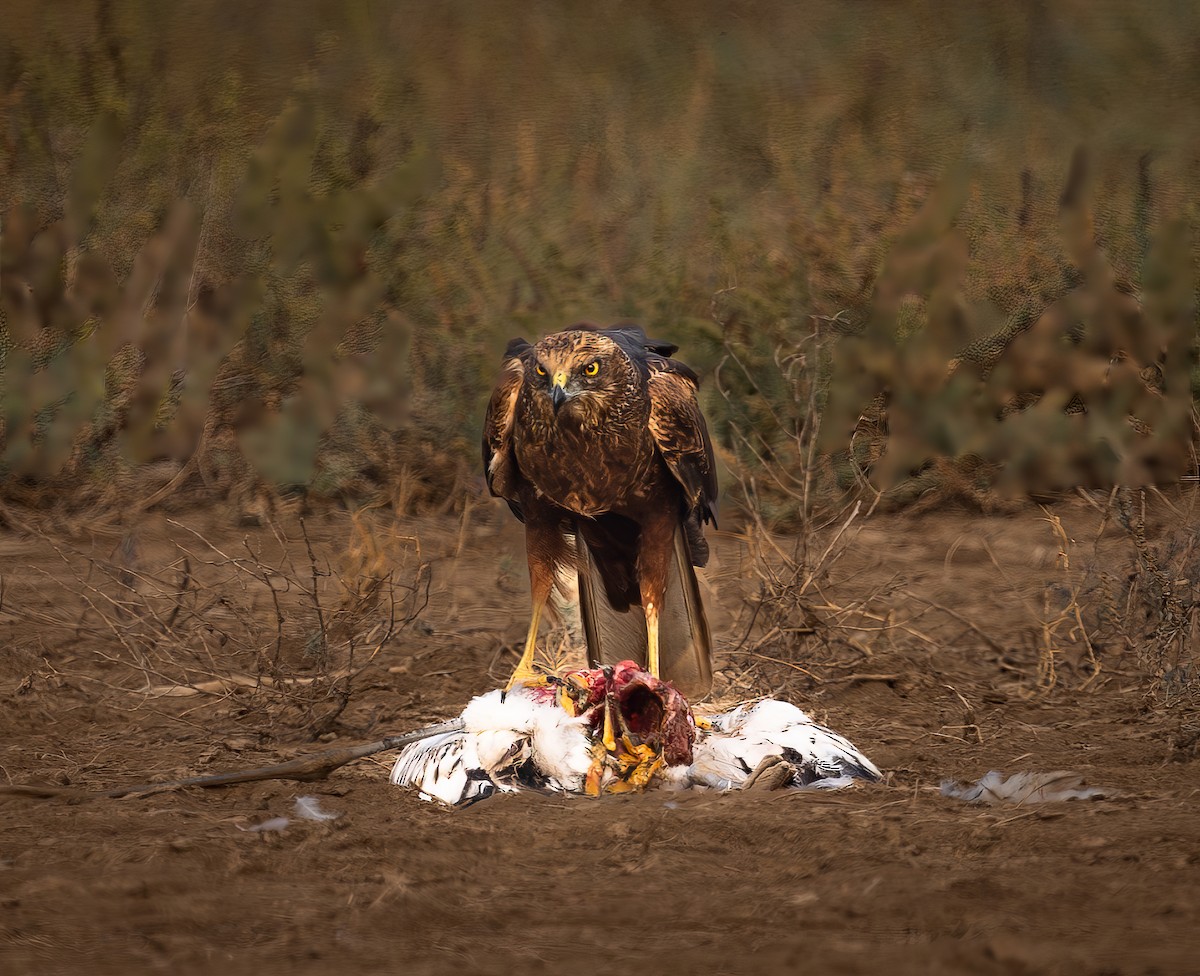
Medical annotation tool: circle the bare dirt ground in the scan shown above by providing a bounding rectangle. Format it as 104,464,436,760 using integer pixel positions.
1,493,1198,976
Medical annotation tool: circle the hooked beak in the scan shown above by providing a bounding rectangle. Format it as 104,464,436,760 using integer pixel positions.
549,371,569,412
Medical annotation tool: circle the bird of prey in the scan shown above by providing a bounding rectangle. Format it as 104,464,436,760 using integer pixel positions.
483,324,717,697
684,700,883,790
390,662,882,806
389,684,598,806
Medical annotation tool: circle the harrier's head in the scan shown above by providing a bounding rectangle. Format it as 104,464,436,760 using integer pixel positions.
527,328,642,422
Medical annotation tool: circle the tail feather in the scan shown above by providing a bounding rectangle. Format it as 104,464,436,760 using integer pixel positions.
576,521,714,699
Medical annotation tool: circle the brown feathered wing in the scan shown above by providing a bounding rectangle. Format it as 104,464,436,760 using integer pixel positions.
482,338,531,520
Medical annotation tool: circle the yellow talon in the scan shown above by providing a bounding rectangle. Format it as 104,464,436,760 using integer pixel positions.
584,742,607,796
601,697,618,753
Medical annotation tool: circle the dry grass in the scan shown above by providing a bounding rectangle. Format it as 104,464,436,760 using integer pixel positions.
2,3,1198,716
1107,490,1200,694
716,324,1195,705
3,2,1198,518
0,508,430,738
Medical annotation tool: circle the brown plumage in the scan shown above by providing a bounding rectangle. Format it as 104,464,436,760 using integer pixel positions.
483,324,717,697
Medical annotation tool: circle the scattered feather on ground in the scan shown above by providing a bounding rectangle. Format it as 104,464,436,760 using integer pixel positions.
941,770,1110,804
294,795,341,821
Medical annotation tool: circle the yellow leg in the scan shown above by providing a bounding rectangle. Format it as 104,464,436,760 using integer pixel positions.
506,600,545,691
645,601,660,678
601,693,618,752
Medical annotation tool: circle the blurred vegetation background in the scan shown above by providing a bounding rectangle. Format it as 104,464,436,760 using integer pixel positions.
2,0,1198,523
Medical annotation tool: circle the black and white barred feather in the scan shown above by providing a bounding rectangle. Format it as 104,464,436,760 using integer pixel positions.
392,691,880,806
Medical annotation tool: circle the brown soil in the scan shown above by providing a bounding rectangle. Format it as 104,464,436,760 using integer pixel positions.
1,495,1198,976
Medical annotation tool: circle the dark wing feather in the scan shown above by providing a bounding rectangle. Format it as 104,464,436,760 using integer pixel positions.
579,519,713,699
647,362,718,529
599,323,679,359
482,338,531,519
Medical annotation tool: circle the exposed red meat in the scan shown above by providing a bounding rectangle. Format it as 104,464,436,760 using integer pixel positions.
557,660,696,766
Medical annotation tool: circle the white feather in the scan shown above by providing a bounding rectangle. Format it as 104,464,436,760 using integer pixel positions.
391,688,593,804
294,795,340,821
685,700,882,791
528,710,595,790
941,770,1108,804
392,691,880,805
390,731,498,806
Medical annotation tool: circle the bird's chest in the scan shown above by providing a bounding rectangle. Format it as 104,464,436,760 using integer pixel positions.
514,405,657,517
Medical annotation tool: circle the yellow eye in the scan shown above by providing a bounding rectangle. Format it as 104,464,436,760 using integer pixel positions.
584,361,600,377
535,363,546,376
